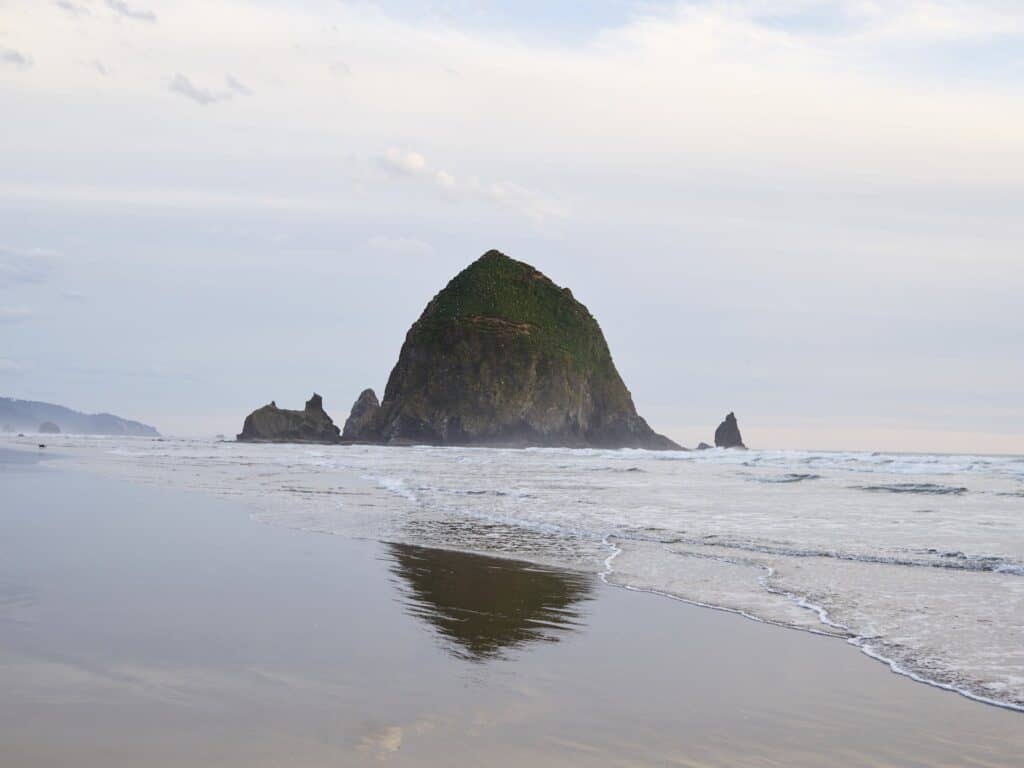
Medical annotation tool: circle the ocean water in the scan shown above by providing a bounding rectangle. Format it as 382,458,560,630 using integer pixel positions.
16,435,1024,711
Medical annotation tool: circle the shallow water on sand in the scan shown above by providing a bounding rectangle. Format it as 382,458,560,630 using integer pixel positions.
6,434,1024,710
1,463,1022,766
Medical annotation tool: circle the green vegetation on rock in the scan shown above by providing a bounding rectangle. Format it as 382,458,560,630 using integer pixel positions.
371,250,679,449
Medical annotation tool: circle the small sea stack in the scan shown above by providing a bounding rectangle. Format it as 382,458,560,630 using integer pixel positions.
342,388,380,442
714,412,746,449
237,393,341,444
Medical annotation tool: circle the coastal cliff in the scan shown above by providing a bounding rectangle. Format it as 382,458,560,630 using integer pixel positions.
367,250,679,449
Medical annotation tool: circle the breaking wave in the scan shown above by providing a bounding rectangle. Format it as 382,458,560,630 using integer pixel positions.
856,482,968,496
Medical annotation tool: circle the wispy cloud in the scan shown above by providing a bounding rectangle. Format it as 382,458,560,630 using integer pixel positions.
106,0,156,23
0,359,30,376
0,248,55,287
380,148,565,223
225,75,250,96
1,48,32,70
168,74,251,106
54,0,89,15
367,236,434,256
0,307,32,324
169,74,226,106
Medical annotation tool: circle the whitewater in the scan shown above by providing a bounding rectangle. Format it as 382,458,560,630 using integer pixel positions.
22,435,1024,711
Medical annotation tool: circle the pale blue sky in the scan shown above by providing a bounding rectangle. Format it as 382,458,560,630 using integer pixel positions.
1,0,1022,450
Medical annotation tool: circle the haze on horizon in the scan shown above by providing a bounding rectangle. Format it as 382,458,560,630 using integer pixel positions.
1,0,1021,453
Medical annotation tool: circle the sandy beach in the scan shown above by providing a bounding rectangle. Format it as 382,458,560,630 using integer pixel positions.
1,451,1021,766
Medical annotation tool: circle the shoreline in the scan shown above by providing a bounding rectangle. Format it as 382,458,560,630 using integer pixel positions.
3,456,1023,766
4,438,1023,715
600,533,1024,715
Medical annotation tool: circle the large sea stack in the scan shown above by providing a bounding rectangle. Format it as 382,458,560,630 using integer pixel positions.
367,250,680,449
237,393,340,443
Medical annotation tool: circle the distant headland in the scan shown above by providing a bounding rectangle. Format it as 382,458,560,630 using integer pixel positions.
0,397,159,437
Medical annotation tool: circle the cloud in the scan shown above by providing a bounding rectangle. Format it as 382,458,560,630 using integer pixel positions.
0,359,29,376
168,74,250,106
473,179,568,223
225,75,250,96
1,48,32,70
358,725,403,757
434,170,456,191
379,148,565,223
382,148,428,177
106,0,156,23
54,0,89,15
0,248,55,287
0,308,32,324
168,74,221,106
367,236,434,256
0,181,341,212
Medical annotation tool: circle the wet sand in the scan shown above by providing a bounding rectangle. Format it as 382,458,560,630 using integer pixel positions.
1,455,1021,766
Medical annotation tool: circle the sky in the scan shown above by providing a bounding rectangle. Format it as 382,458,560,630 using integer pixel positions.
1,0,1022,452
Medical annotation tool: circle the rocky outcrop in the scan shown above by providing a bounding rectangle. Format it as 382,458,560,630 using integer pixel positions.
236,393,340,443
39,421,61,434
696,442,713,450
714,412,746,449
342,388,380,442
371,250,680,449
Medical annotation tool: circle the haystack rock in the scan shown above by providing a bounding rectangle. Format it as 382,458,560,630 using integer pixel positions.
370,250,680,449
236,393,340,443
39,421,61,434
714,412,746,449
342,388,380,442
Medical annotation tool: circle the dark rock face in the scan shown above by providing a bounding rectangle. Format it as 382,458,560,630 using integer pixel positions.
236,393,341,443
373,250,680,449
39,421,61,434
342,388,380,442
714,412,746,449
696,442,713,450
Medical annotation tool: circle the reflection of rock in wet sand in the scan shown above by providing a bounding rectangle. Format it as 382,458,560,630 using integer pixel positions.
385,544,593,661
